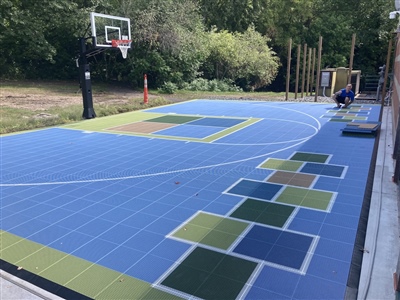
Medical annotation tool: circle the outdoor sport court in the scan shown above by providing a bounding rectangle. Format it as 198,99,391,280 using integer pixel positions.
0,100,380,299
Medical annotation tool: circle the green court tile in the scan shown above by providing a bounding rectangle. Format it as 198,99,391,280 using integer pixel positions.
306,189,334,201
65,264,121,298
96,276,151,300
173,223,211,242
190,213,224,228
260,159,303,171
16,248,67,274
146,115,201,124
301,198,330,210
39,255,94,285
162,247,257,300
195,273,247,300
1,242,44,264
284,186,308,196
290,152,329,163
230,199,294,228
237,198,269,211
256,212,290,227
275,194,303,206
200,231,240,250
213,218,249,235
343,116,367,120
141,288,183,300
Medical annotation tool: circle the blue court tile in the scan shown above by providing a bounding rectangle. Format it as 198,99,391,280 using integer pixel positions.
120,198,153,212
202,201,233,215
101,194,132,206
150,239,190,261
314,238,354,262
29,225,71,245
138,189,170,202
73,238,117,262
37,208,75,224
1,213,31,230
3,200,38,214
99,207,135,223
288,218,322,235
330,202,361,217
98,224,141,245
122,212,159,229
126,254,174,283
98,246,145,272
323,212,360,228
18,204,55,219
245,287,291,300
294,208,327,223
227,179,282,201
55,213,94,230
10,218,51,237
61,199,94,212
80,203,115,217
77,218,116,237
319,224,357,244
245,225,281,243
118,186,148,198
174,186,203,198
234,237,274,260
266,245,308,270
145,218,181,235
293,275,346,299
123,230,164,253
49,231,93,253
249,182,283,200
276,232,314,252
157,194,188,206
214,194,243,206
300,163,345,177
179,198,209,211
163,206,197,222
227,179,262,195
141,202,175,217
194,189,222,201
252,265,301,298
44,194,77,208
306,255,350,284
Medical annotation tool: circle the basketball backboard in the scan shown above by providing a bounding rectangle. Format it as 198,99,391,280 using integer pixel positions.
90,12,131,48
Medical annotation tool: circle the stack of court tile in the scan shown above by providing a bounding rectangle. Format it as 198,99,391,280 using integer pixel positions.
341,121,381,135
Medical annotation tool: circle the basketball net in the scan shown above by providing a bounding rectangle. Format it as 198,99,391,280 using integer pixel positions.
111,39,132,59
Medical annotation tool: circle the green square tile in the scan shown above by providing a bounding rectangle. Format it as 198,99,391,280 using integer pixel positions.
200,231,239,250
190,213,224,229
17,248,67,274
213,255,257,282
195,273,248,300
230,206,262,222
329,118,350,122
306,190,333,201
39,255,94,285
96,276,152,300
162,264,210,295
239,198,270,210
1,242,44,264
173,224,210,242
256,212,289,227
141,288,184,300
213,218,249,235
284,186,308,196
275,194,303,205
301,198,330,210
265,202,295,216
260,159,303,171
182,247,224,272
291,152,329,163
66,264,121,298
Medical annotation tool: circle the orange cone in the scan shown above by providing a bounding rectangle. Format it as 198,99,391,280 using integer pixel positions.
144,74,149,104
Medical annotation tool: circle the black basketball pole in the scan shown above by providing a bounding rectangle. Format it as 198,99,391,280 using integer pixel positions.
79,38,96,119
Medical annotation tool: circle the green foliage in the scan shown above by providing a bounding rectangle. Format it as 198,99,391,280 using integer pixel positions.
182,78,242,92
159,82,178,94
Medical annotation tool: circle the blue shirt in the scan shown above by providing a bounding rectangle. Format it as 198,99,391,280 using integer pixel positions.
338,88,355,101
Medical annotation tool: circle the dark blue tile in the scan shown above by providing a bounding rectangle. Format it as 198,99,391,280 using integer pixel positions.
250,182,282,200
266,245,307,270
300,163,344,177
234,237,273,260
245,225,281,243
276,232,313,252
227,179,262,196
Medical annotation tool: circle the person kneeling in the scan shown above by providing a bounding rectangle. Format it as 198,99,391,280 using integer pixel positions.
332,84,355,108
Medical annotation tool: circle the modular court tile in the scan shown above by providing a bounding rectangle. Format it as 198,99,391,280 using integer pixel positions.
172,212,249,250
266,171,316,188
187,117,246,127
290,152,329,163
230,198,295,228
161,247,257,299
108,121,177,133
0,101,382,299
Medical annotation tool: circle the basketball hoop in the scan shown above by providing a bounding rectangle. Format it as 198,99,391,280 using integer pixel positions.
111,39,132,59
